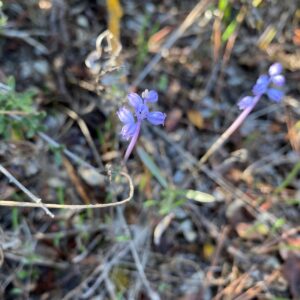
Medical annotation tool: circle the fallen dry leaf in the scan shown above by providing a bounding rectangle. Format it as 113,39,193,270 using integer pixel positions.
283,253,300,299
280,237,300,260
165,108,182,131
293,28,300,46
148,26,173,53
236,222,269,240
187,110,204,129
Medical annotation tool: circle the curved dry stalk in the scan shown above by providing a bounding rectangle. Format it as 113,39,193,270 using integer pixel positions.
5,118,134,214
0,171,134,210
0,164,54,218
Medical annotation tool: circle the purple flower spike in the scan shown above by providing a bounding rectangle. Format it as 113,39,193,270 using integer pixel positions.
269,63,283,77
142,89,158,103
117,89,166,162
238,96,254,110
267,88,284,102
199,62,286,166
252,74,269,96
147,111,166,125
238,62,285,111
128,93,143,108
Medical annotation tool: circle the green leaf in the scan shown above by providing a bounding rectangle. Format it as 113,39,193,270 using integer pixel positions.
222,20,237,42
144,199,157,208
7,76,15,90
17,270,29,280
115,235,130,242
158,74,168,91
11,288,23,295
218,0,228,12
12,207,19,230
271,217,286,234
0,77,45,139
0,117,5,134
181,189,215,203
136,146,168,188
275,161,300,194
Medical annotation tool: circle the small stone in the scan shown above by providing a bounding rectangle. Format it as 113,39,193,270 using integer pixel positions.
77,16,89,28
78,166,105,186
33,60,49,75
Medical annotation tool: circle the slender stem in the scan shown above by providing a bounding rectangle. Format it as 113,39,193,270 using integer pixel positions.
0,171,134,210
199,95,261,166
123,120,141,163
0,110,36,115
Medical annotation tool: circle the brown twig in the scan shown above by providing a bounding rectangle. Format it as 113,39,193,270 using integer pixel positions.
62,106,104,169
117,208,160,300
62,157,92,205
0,171,133,210
0,110,38,115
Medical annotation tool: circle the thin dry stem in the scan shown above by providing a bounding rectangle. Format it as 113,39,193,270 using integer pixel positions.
0,110,38,115
0,164,54,218
0,121,133,214
0,171,133,211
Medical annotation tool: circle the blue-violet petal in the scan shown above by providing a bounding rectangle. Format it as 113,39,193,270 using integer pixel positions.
271,75,285,87
147,111,166,125
252,74,269,96
269,63,283,77
267,88,284,102
128,93,143,108
121,122,137,140
142,90,158,103
135,103,149,120
238,96,255,110
117,107,134,124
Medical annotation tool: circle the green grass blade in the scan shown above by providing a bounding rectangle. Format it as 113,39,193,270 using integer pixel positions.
136,146,168,188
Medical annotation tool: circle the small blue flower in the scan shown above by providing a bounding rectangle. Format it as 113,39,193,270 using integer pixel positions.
128,93,143,108
266,88,284,103
121,122,137,140
117,107,134,124
238,62,285,110
142,89,158,103
238,96,254,110
252,74,269,96
147,111,166,125
117,107,136,140
268,63,283,77
120,90,166,126
271,75,285,87
117,89,166,161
